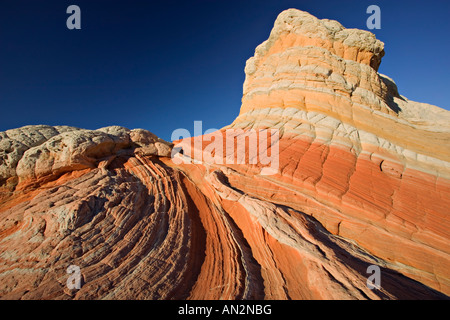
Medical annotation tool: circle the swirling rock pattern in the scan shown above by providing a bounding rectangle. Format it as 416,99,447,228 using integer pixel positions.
0,9,449,299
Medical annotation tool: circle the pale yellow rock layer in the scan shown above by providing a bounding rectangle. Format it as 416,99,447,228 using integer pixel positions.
233,9,450,170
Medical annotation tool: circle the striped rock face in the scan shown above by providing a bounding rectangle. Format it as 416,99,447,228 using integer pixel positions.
229,9,450,293
177,9,450,296
230,10,450,294
0,9,449,300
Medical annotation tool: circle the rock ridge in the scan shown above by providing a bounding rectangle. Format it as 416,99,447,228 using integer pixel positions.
0,9,449,300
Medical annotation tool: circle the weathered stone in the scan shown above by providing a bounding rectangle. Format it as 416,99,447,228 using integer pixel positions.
0,9,449,300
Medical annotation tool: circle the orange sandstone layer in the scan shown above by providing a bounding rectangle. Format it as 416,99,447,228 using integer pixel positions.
0,9,449,300
171,8,450,296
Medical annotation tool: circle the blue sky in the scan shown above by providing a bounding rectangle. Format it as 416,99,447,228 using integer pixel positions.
1,0,449,141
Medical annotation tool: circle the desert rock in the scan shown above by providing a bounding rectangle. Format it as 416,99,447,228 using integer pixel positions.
0,9,449,300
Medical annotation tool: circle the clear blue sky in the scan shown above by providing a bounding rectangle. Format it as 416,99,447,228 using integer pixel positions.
1,0,449,141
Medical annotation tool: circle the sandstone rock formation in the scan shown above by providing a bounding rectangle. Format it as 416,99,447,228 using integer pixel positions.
0,9,449,300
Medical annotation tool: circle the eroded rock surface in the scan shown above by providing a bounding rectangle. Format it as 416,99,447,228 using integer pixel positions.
0,9,449,300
